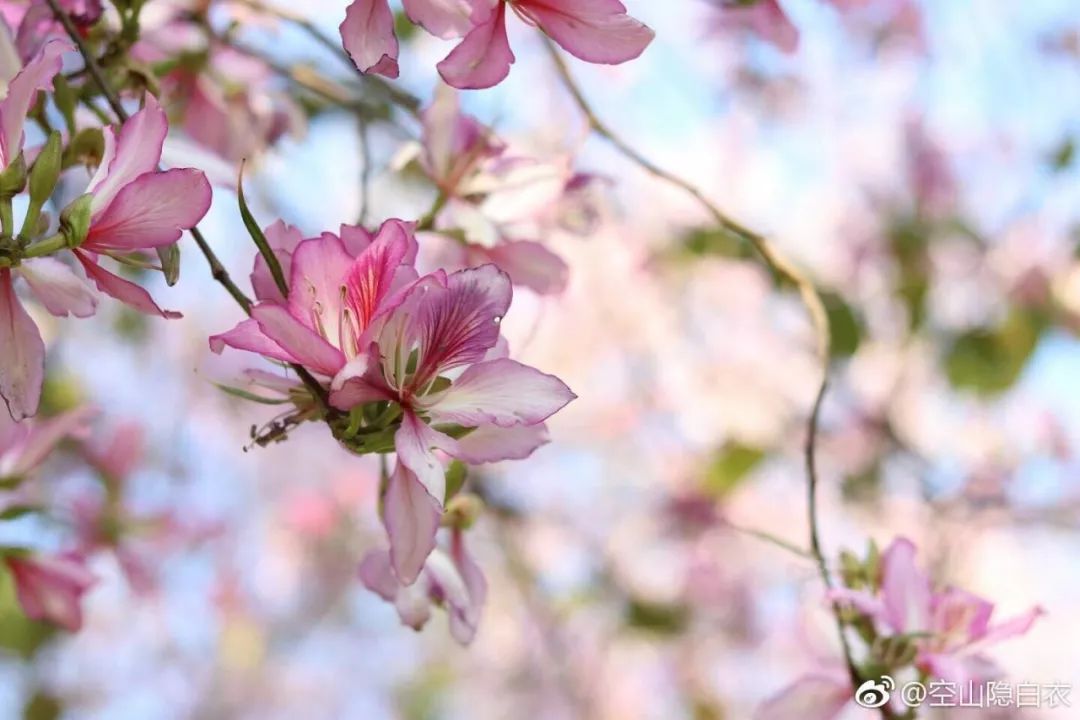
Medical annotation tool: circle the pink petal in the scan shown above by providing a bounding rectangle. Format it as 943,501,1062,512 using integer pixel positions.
84,168,212,251
74,251,181,319
9,405,95,477
5,552,96,632
329,347,390,410
485,240,569,295
754,673,851,720
714,0,799,54
358,549,401,601
431,358,575,427
383,460,441,584
85,421,144,480
286,233,355,345
251,304,345,377
87,95,168,215
409,264,512,383
446,529,486,644
18,257,97,318
970,605,1045,650
394,411,458,503
0,16,20,87
0,269,44,420
251,220,304,304
0,38,70,167
208,317,295,364
340,0,400,78
515,0,654,65
881,536,932,635
402,0,479,39
437,2,515,90
453,422,549,463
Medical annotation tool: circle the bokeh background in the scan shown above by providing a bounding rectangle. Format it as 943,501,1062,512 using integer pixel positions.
3,0,1080,717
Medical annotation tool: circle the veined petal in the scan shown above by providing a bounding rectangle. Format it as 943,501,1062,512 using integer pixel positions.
485,240,569,295
431,358,575,427
437,2,514,90
0,38,70,168
515,0,654,65
251,304,345,376
403,0,481,39
286,233,355,348
445,529,486,644
18,257,97,318
754,673,851,720
329,347,390,409
340,0,400,78
452,422,549,463
87,95,168,216
881,537,932,635
394,411,457,503
0,269,44,420
343,219,415,336
74,251,181,319
208,317,296,364
383,460,441,585
84,168,212,251
252,220,304,304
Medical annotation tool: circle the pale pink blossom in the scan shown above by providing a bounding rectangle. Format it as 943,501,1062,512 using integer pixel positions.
709,0,800,54
0,405,94,479
341,0,653,89
3,551,96,631
73,94,212,318
359,528,487,644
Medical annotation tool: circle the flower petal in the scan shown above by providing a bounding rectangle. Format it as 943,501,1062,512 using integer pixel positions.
18,257,97,318
432,358,575,427
881,536,932,635
251,304,345,376
437,2,514,90
383,460,441,585
485,240,569,295
87,95,168,215
0,269,44,420
286,233,355,346
84,168,212,251
754,673,851,720
453,422,550,463
0,38,70,167
9,405,95,477
340,0,400,78
402,0,478,39
74,251,181,319
358,549,401,601
394,411,458,503
208,317,295,364
252,220,304,304
516,0,654,65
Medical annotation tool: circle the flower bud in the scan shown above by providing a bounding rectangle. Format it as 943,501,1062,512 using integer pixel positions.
59,194,93,248
28,132,62,208
443,493,484,530
0,152,27,199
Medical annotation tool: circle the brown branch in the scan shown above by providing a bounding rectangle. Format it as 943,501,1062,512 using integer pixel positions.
542,40,870,704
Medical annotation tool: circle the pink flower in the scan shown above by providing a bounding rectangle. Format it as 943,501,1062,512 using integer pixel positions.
73,95,212,318
708,0,799,54
331,265,574,580
341,0,654,89
3,551,96,631
359,528,487,644
412,88,570,294
0,405,94,479
755,671,852,720
209,219,420,379
830,538,1045,684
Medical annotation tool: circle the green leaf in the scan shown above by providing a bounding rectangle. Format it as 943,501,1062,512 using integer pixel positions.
0,505,41,521
238,164,288,296
1049,136,1075,172
820,290,863,358
703,442,764,498
945,308,1048,395
624,598,689,635
214,383,290,406
444,461,467,504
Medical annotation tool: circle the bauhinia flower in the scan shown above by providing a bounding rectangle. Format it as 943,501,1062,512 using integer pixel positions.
70,94,212,318
3,551,96,631
410,86,569,294
330,264,575,581
758,537,1045,720
359,527,486,645
341,0,654,90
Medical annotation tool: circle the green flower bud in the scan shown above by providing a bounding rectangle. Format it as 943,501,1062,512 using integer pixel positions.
442,493,484,530
59,194,94,248
28,132,62,208
0,152,27,199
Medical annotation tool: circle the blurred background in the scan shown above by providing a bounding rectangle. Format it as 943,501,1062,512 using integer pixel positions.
3,0,1080,717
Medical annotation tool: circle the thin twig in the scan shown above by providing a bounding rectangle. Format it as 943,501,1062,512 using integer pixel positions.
47,1,332,410
542,40,870,702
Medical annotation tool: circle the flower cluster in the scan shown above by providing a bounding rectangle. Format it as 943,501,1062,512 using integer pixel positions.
211,216,575,638
757,538,1044,719
341,0,655,89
